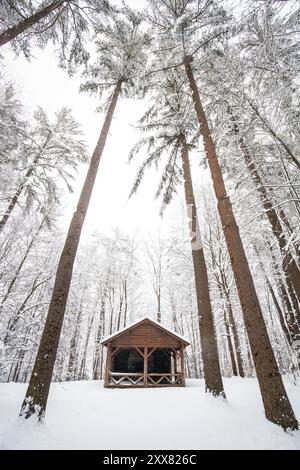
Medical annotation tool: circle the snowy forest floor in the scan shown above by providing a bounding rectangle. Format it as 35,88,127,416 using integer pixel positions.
0,377,299,450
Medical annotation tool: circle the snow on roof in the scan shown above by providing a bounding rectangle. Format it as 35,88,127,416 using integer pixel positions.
100,316,190,345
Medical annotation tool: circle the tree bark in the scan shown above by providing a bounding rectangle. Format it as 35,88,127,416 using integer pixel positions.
184,55,298,430
180,134,225,397
0,0,67,47
20,80,122,419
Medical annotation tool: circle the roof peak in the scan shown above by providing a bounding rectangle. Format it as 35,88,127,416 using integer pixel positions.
100,316,190,346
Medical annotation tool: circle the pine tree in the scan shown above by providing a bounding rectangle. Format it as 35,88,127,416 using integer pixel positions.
0,106,87,232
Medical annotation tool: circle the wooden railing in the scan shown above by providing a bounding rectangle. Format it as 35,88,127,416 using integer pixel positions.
109,372,144,386
108,371,183,386
147,373,182,385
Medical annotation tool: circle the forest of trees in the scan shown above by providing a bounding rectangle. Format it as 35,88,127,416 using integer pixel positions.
0,0,300,432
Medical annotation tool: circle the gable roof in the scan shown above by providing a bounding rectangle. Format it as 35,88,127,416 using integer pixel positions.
100,316,190,346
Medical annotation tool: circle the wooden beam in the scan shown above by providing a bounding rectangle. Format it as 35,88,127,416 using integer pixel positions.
144,346,148,387
147,347,156,358
136,347,145,358
111,347,120,357
174,349,177,376
180,346,186,386
110,372,144,377
104,343,112,387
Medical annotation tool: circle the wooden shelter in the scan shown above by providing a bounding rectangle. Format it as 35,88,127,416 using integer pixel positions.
101,317,190,388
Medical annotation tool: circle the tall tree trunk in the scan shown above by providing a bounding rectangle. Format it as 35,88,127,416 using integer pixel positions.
192,314,202,378
156,285,161,323
218,272,245,378
224,289,244,378
109,308,114,335
116,290,123,331
123,280,128,328
229,110,300,315
184,55,298,430
223,301,238,376
170,289,179,333
93,290,106,380
188,287,198,377
180,133,225,397
66,297,84,381
20,80,122,420
0,0,67,47
79,315,94,380
185,318,196,378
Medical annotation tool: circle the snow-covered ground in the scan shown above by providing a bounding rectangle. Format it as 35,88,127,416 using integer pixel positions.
0,377,299,450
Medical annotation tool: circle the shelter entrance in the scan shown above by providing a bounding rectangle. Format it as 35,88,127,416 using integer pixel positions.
108,347,183,387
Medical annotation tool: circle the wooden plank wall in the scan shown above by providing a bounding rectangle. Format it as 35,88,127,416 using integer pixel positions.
111,323,181,348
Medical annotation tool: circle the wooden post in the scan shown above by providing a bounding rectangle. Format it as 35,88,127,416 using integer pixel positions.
173,349,177,383
180,346,185,386
104,343,112,387
144,347,148,387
